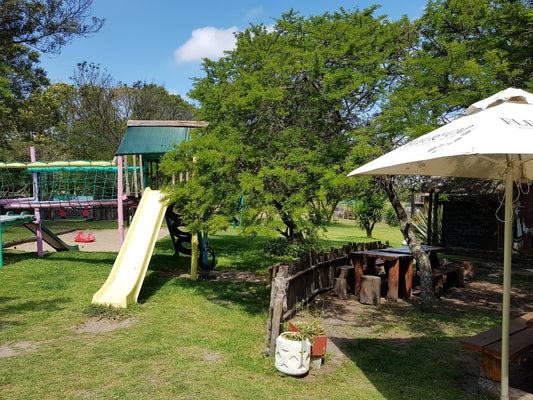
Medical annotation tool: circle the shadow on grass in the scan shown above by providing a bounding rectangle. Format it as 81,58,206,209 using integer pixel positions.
207,233,279,273
2,249,118,267
331,335,483,400
139,273,269,316
1,251,48,264
0,297,71,318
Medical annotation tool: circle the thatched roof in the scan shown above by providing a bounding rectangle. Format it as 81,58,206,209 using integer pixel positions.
419,177,505,196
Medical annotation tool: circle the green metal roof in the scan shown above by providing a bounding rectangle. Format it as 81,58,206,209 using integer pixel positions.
115,126,190,158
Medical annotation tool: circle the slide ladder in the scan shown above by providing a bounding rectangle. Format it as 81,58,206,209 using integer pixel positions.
92,187,167,308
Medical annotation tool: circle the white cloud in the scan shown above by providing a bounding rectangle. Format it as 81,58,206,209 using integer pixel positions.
175,26,238,63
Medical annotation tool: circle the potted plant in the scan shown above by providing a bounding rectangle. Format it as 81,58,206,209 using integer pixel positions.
288,319,327,358
274,331,311,376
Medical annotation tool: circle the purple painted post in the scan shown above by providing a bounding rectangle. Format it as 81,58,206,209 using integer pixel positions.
117,155,124,246
30,147,43,257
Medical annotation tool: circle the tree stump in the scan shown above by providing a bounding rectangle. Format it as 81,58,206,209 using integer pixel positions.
334,265,352,299
360,275,381,305
334,277,348,299
336,265,354,293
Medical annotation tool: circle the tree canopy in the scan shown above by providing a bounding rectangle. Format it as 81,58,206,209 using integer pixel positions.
0,0,104,146
161,7,413,238
161,0,532,246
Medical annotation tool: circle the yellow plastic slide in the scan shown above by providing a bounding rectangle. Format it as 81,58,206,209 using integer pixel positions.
92,188,167,308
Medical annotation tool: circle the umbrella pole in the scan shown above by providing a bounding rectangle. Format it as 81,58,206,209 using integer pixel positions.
501,168,513,400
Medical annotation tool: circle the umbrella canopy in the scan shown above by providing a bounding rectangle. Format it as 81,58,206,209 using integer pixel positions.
348,89,533,181
348,88,533,400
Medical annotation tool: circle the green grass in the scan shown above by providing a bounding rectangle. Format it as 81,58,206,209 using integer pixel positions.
319,220,405,248
0,220,492,399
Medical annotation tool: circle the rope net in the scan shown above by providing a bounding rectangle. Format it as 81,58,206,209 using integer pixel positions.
0,163,138,209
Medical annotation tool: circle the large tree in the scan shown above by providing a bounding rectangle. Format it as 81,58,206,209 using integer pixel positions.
49,63,197,160
161,8,413,240
0,0,104,146
351,0,533,310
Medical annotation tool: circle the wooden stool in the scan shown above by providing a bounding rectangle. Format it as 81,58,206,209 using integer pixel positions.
334,266,353,299
336,265,354,293
360,275,381,305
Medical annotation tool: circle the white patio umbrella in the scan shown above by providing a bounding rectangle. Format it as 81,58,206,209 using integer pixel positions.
347,88,533,400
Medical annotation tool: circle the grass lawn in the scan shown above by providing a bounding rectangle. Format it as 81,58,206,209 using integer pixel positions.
0,219,503,399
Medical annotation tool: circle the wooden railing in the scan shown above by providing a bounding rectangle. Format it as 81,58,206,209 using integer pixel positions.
265,241,387,355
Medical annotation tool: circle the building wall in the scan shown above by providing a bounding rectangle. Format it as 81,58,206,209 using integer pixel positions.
442,198,500,251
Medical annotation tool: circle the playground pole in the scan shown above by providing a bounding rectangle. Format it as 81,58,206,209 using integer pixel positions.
30,147,43,257
190,231,198,280
117,156,124,246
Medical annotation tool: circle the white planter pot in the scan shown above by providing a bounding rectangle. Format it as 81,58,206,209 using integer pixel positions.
274,332,311,376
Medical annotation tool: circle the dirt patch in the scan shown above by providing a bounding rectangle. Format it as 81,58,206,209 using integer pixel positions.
157,268,267,283
201,350,222,363
0,345,19,358
73,318,136,333
0,340,53,358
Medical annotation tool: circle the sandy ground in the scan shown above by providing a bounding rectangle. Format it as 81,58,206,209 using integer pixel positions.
8,227,169,253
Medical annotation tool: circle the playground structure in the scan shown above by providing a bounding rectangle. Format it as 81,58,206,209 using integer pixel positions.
0,120,213,307
0,145,126,265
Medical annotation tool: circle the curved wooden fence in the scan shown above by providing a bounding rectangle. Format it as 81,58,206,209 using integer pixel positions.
265,241,387,355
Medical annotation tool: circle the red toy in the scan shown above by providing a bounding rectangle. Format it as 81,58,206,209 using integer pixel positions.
74,232,95,243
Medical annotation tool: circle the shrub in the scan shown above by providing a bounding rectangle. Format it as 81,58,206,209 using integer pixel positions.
264,237,324,257
384,207,399,226
410,203,442,244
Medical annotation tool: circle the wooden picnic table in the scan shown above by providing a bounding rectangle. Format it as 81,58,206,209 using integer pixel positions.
379,245,444,268
349,245,445,302
349,249,414,302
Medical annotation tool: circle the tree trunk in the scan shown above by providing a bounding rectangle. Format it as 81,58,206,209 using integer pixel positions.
380,177,434,312
273,199,303,243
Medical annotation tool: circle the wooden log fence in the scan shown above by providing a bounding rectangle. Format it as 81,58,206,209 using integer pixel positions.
265,241,387,356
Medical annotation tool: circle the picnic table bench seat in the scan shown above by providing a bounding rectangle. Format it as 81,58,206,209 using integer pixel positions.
430,262,464,295
461,312,533,382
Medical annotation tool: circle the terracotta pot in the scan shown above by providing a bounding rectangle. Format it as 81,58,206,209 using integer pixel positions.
288,321,327,357
311,335,327,356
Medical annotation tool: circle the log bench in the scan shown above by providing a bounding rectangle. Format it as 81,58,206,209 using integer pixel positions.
461,312,533,382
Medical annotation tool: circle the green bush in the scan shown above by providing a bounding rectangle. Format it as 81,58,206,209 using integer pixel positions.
264,237,324,257
384,207,399,226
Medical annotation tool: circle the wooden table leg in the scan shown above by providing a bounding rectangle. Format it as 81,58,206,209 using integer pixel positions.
399,258,413,299
387,259,399,302
481,352,502,382
353,256,363,295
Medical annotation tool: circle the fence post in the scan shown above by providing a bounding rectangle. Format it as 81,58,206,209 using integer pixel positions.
266,265,289,356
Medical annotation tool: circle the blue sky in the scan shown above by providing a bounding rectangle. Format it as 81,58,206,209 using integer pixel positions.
39,0,428,102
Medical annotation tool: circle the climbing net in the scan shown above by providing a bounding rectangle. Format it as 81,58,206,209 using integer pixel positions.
0,161,137,209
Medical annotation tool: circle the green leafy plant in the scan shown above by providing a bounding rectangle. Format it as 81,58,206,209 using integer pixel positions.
410,203,443,244
290,319,326,340
84,303,132,321
384,206,399,227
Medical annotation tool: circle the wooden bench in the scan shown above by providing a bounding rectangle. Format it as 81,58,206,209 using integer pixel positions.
461,312,533,382
431,262,464,296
